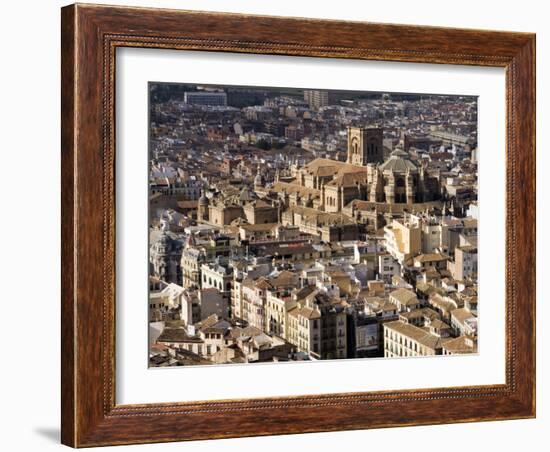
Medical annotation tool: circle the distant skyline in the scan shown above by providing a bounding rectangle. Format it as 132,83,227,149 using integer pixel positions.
150,81,478,107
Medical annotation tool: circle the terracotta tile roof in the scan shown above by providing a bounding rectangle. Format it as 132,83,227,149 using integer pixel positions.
442,336,477,354
384,320,446,350
157,328,203,344
390,288,418,306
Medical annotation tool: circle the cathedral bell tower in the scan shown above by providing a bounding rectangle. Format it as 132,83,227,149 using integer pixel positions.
198,189,209,222
347,127,384,166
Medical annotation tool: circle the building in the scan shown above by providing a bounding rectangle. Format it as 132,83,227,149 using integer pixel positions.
413,253,450,271
243,200,279,224
389,288,421,312
149,228,183,285
284,125,304,141
323,170,370,213
197,190,209,222
442,336,477,355
265,286,316,339
450,307,478,336
271,130,441,220
231,276,245,321
149,84,479,367
449,245,478,280
347,127,384,165
184,91,227,106
239,223,278,242
378,254,401,282
429,130,473,147
240,271,299,332
383,320,446,357
287,292,349,359
199,288,229,320
303,89,329,109
287,304,322,357
180,246,205,289
281,204,361,242
241,277,272,332
201,262,233,300
155,326,206,357
369,149,430,204
354,313,380,358
384,218,421,265
265,289,295,337
149,279,185,322
208,202,244,226
315,295,349,359
180,290,201,326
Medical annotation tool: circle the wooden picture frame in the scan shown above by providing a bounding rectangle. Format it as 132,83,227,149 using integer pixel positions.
61,3,536,447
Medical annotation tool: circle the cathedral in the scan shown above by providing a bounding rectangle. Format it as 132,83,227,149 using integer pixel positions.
369,148,430,204
347,126,384,165
275,126,441,215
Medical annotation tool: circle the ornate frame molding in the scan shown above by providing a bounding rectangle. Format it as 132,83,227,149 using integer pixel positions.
62,4,535,447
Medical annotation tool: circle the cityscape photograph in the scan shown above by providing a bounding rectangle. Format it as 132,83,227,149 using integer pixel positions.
148,83,479,367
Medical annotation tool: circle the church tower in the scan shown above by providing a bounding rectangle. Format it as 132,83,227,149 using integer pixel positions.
198,190,209,222
418,163,426,202
254,165,264,189
347,127,384,166
385,172,396,204
405,168,415,204
369,166,384,202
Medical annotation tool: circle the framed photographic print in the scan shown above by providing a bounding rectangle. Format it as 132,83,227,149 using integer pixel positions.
61,3,536,447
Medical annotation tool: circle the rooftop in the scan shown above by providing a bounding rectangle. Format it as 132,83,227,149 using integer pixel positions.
379,149,418,173
384,320,446,350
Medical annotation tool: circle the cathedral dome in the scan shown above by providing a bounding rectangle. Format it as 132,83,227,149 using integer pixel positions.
254,172,264,187
379,149,418,173
254,164,264,187
198,190,209,205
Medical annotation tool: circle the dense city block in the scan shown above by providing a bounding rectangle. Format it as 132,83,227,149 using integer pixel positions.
148,83,478,367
